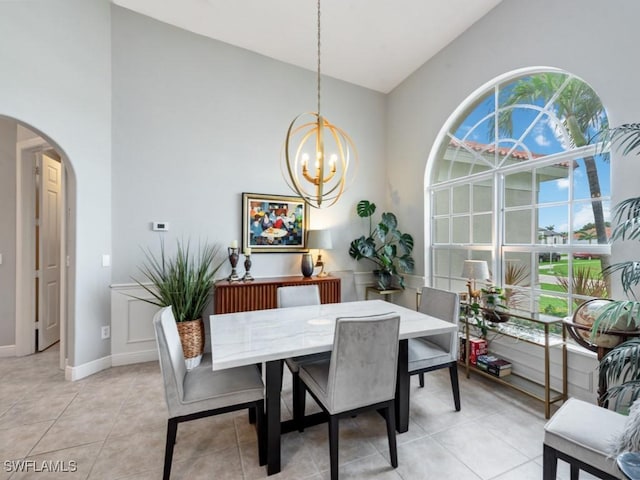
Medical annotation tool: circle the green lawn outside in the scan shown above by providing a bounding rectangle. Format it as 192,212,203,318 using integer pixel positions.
538,258,604,278
538,293,568,317
540,283,564,293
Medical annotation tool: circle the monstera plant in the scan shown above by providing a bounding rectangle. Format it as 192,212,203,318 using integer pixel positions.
349,200,415,290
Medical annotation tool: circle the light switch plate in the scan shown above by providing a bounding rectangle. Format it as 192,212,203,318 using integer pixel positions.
102,254,111,267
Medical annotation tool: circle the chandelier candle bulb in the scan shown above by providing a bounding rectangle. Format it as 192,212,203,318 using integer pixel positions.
281,0,358,209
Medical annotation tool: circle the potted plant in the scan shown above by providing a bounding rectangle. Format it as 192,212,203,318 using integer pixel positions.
348,200,415,290
599,338,640,412
586,124,640,343
133,239,225,369
480,285,510,323
465,302,489,339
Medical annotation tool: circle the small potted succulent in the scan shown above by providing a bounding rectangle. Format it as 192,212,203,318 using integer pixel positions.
481,285,510,323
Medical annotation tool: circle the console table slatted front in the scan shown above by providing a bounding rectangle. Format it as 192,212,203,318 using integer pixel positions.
214,276,341,314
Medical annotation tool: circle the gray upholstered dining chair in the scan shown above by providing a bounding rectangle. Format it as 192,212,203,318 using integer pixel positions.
277,285,329,431
330,270,358,302
408,287,461,411
543,397,627,480
153,307,266,480
297,312,400,480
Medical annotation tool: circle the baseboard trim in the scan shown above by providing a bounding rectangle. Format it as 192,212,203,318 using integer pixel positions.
65,355,112,381
0,345,16,357
111,349,157,366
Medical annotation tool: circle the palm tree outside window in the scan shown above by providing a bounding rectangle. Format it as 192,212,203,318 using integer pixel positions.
427,69,610,324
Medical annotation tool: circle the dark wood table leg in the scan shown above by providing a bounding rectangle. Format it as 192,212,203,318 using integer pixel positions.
395,339,409,433
265,359,282,475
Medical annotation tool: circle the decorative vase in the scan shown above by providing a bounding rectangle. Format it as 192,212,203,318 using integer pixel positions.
301,253,314,278
176,318,205,369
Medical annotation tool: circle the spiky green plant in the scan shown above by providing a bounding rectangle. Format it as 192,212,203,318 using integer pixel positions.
600,338,640,413
349,200,415,289
555,266,607,308
504,261,529,310
590,123,640,412
132,240,225,322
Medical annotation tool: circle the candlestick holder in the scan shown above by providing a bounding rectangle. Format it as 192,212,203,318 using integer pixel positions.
227,247,240,282
242,254,254,281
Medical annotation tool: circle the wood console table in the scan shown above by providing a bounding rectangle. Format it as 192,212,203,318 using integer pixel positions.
214,276,341,314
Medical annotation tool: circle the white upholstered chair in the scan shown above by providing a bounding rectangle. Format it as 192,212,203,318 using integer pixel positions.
408,287,461,410
277,284,321,308
543,398,626,480
277,285,329,431
298,312,401,480
153,307,266,479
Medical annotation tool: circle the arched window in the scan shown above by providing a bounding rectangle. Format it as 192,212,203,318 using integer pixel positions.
428,69,610,319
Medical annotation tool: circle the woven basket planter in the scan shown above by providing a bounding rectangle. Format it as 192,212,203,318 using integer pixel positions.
176,318,205,369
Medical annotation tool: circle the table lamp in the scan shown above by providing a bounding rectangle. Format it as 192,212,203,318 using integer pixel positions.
306,229,333,277
461,260,489,302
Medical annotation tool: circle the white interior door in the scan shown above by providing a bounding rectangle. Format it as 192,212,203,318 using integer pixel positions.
38,152,61,351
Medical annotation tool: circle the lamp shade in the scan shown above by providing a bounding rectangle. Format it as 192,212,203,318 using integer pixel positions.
461,260,489,281
307,229,333,250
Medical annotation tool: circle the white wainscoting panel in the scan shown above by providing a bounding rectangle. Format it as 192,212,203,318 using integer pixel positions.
110,284,160,366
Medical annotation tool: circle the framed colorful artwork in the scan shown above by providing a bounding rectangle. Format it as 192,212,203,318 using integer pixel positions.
241,192,309,253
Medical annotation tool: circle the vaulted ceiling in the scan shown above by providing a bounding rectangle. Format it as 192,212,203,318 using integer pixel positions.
112,0,502,93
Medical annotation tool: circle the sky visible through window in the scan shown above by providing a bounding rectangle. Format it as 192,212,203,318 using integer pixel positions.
450,75,609,237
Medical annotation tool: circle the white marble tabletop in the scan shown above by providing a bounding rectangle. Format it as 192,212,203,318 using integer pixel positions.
210,300,457,370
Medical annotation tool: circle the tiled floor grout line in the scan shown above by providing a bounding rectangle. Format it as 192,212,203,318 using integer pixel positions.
2,347,595,480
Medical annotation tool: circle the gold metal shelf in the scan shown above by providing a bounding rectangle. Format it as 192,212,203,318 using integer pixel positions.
460,306,568,419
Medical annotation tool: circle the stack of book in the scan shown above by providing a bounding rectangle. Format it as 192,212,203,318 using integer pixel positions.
459,337,488,365
476,354,512,377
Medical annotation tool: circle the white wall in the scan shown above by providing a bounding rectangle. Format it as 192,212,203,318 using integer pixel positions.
111,7,387,284
0,119,17,348
387,0,640,290
0,0,112,365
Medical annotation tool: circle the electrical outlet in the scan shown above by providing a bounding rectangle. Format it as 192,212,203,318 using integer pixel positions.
101,326,110,339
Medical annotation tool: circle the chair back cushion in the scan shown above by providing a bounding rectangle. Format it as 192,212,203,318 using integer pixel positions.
331,270,358,302
277,285,320,308
326,313,400,413
419,287,460,354
153,306,187,413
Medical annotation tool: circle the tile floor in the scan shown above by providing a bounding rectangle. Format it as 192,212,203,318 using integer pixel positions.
0,345,598,480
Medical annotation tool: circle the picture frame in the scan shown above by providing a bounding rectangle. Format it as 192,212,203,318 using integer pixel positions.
242,192,309,253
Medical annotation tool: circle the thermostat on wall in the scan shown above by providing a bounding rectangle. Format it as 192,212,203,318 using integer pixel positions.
152,222,170,231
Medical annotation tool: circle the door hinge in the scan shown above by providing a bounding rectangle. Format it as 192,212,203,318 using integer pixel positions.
34,270,40,279
34,165,40,175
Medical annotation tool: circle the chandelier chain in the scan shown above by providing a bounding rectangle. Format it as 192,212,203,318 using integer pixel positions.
317,0,321,115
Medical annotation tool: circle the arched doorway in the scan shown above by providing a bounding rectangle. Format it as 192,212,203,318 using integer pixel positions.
1,116,77,369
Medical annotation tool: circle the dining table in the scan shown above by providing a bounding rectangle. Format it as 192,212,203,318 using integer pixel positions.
210,299,457,475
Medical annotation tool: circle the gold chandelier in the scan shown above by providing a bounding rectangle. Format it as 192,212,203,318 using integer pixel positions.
282,0,358,209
